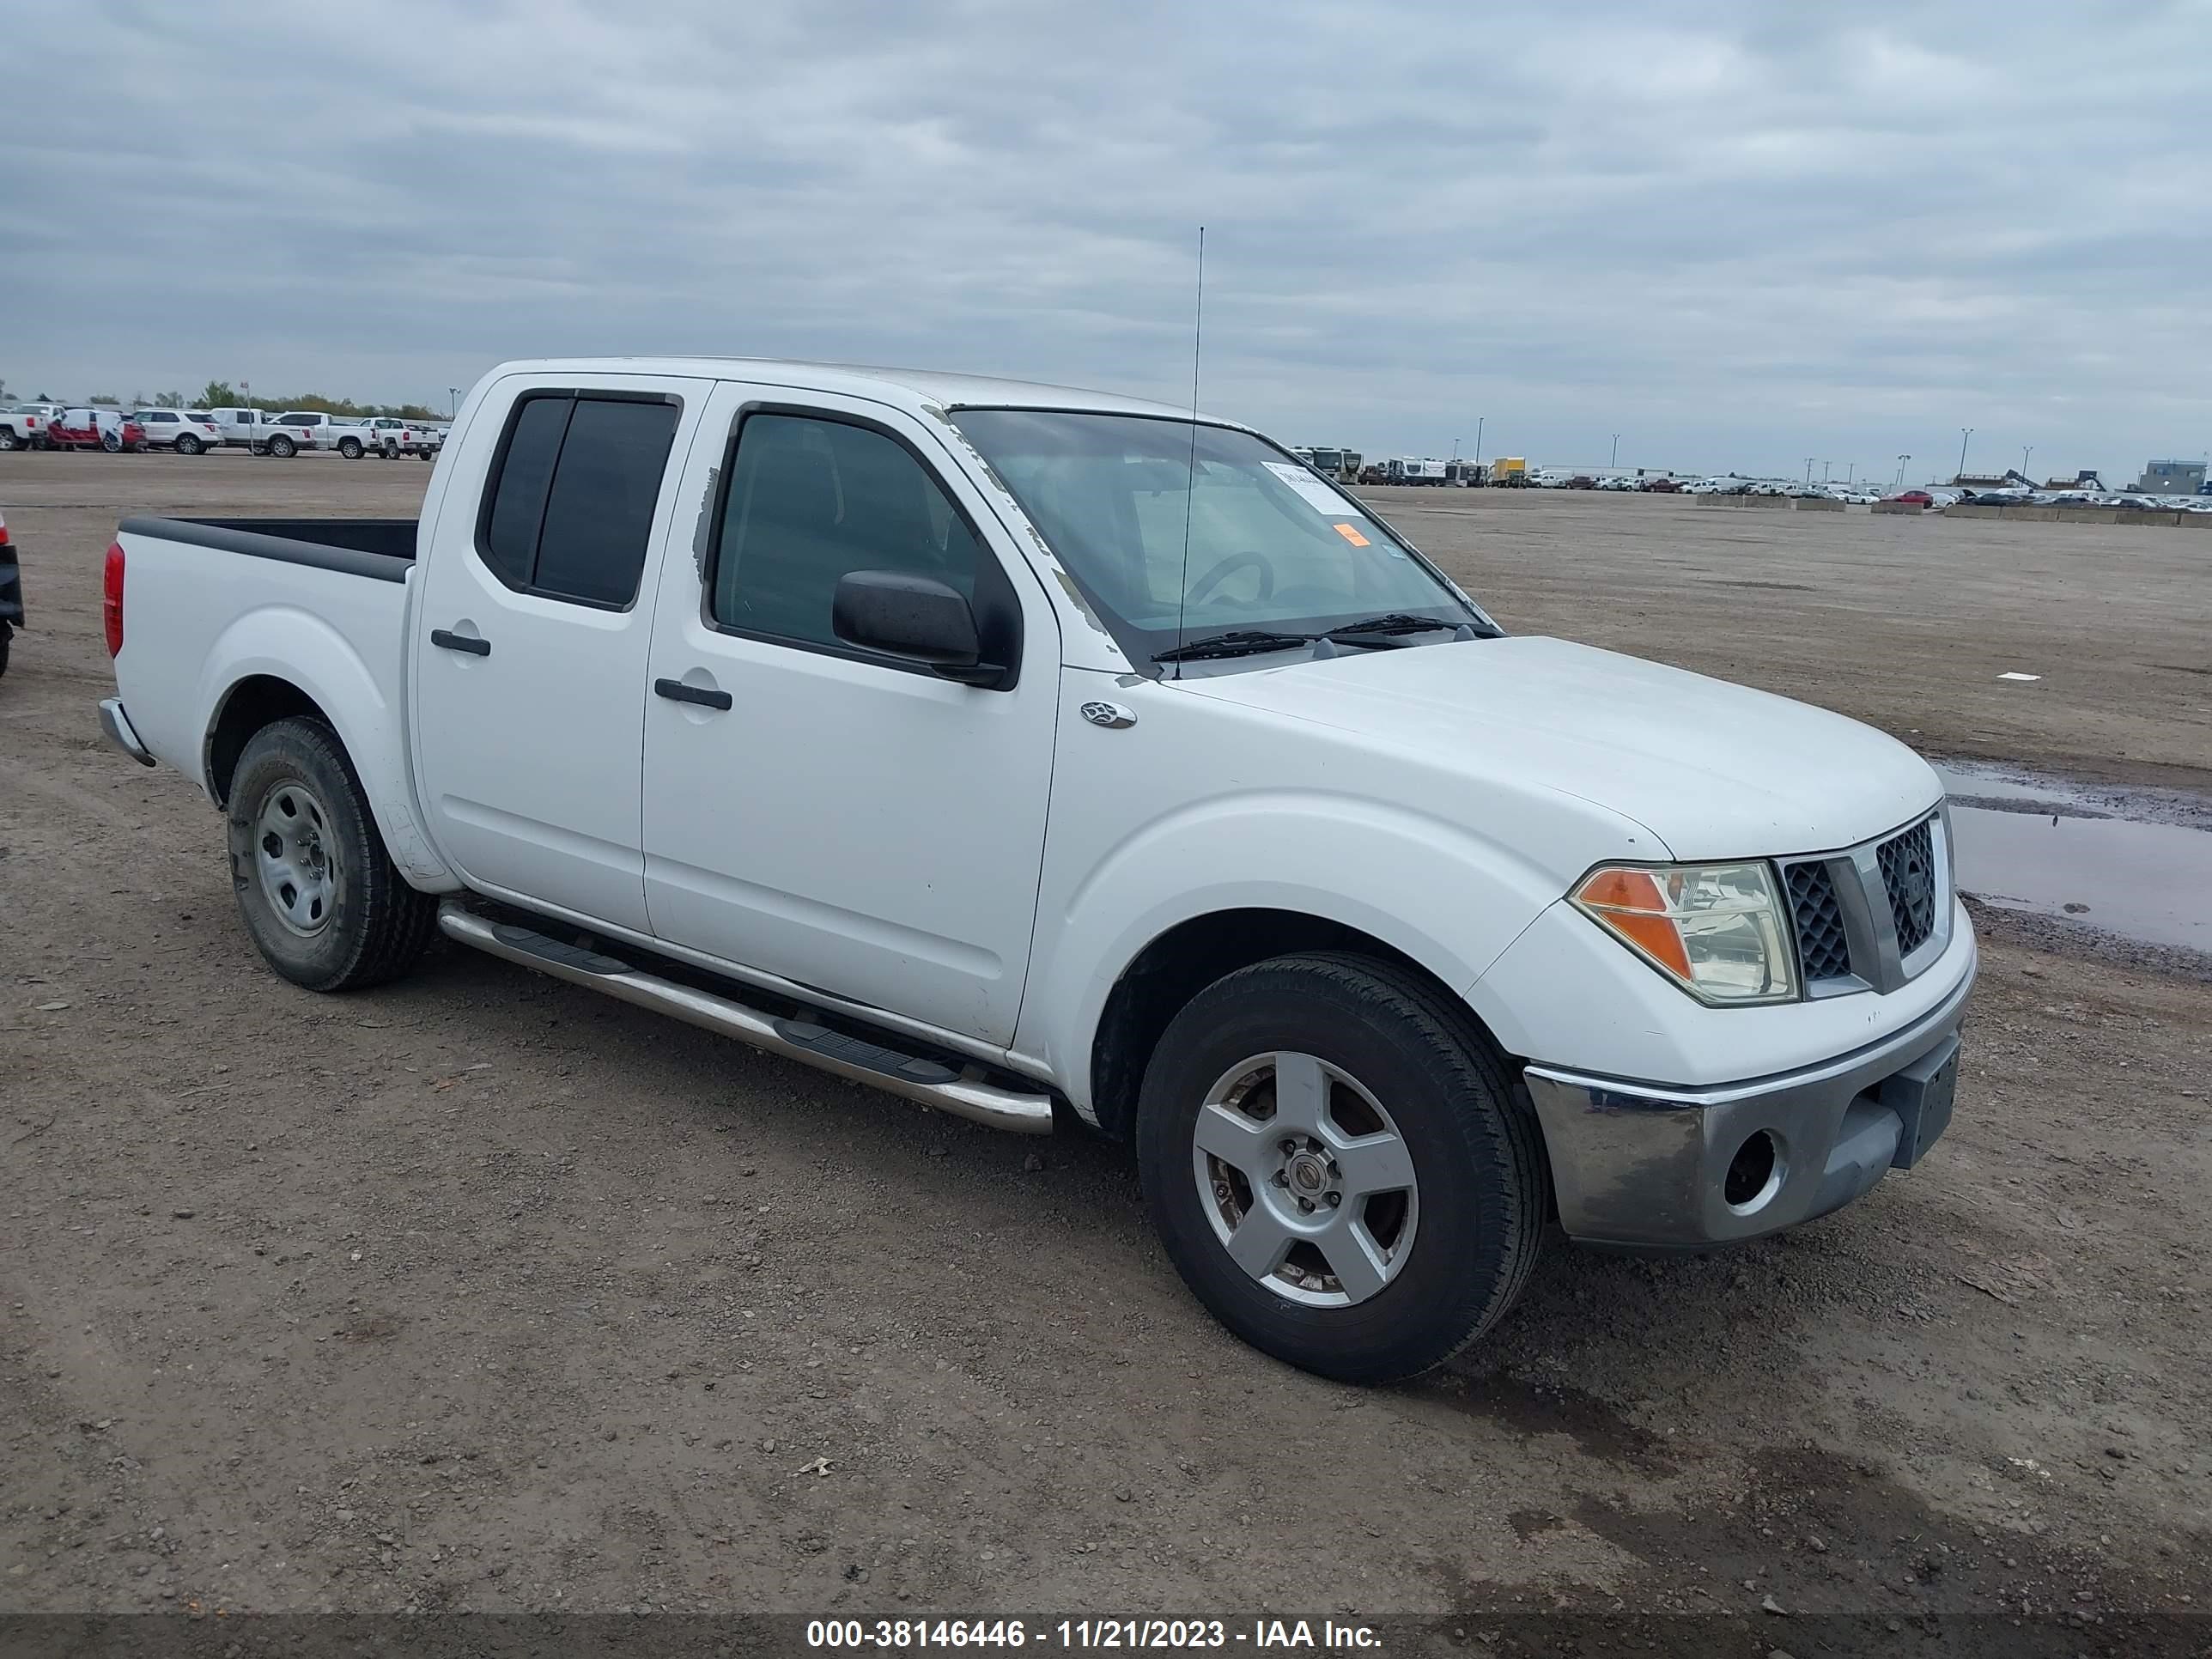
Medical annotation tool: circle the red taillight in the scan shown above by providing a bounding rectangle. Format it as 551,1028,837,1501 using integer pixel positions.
102,543,125,657
0,513,11,546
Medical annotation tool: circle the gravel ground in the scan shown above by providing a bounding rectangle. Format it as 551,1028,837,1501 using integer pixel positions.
3,454,2209,1653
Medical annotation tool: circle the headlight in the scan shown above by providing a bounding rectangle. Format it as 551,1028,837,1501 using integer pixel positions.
1571,861,1799,1006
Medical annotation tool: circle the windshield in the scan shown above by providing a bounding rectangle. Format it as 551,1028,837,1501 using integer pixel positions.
950,410,1476,663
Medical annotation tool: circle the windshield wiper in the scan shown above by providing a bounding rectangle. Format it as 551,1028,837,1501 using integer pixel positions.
1326,612,1465,638
1152,629,1316,664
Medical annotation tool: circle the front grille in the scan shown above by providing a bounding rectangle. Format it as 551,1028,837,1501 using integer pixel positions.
1785,860,1854,981
1876,818,1939,956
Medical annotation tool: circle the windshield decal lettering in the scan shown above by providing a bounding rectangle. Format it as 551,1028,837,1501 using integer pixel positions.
1261,460,1358,515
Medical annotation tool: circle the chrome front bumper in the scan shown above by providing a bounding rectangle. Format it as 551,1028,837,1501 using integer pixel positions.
1522,956,1975,1251
99,697,156,766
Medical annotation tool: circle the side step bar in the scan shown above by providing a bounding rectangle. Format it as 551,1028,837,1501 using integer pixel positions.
436,902,1054,1134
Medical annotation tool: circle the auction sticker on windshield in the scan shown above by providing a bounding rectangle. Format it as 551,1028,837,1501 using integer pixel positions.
1261,461,1356,514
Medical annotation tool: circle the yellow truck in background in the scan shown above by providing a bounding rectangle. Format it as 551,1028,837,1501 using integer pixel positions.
1489,457,1528,487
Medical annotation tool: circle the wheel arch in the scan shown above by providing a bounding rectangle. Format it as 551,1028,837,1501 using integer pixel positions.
198,652,455,890
1084,907,1511,1143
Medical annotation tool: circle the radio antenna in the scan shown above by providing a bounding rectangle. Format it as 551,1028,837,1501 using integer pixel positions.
1171,226,1205,677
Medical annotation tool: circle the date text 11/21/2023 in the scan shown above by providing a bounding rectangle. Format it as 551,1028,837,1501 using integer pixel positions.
805,1618,1382,1650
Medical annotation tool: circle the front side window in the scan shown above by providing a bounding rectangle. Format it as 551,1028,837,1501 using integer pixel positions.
709,411,983,650
476,392,679,607
950,410,1476,665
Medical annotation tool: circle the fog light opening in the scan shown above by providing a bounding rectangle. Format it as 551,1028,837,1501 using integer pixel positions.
1724,1130,1781,1211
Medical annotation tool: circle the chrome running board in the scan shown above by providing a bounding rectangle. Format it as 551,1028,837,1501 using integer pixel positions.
436,901,1054,1134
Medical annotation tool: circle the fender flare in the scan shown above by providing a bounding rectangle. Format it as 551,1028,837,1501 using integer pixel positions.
198,607,456,889
1018,793,1565,1113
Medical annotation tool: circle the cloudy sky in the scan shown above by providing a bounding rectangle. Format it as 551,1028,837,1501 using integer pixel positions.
7,1,2209,481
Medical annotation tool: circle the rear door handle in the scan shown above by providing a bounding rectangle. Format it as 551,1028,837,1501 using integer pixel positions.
654,677,732,711
430,628,490,657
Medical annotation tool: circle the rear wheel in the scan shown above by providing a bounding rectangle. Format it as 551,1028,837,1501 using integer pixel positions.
269,434,296,458
176,434,204,455
0,623,11,677
337,437,362,459
0,430,19,452
1136,952,1548,1383
224,718,438,992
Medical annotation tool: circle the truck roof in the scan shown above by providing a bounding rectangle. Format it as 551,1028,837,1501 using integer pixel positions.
487,357,1232,427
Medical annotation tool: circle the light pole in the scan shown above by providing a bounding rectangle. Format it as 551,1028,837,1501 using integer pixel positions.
1895,454,1911,489
1821,460,1832,483
1474,416,1484,471
1804,457,1815,483
1610,434,1620,468
1957,427,1972,484
1450,437,1460,461
448,386,460,418
2021,444,2033,481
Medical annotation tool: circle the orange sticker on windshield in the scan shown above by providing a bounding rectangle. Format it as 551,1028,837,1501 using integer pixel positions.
1332,523,1370,546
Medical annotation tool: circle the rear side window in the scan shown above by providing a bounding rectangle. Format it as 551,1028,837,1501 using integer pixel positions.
477,392,680,607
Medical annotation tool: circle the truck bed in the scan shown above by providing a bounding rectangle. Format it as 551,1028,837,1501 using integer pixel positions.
118,516,418,581
110,517,422,855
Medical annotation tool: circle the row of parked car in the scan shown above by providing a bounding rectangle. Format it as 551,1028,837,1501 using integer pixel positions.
1883,485,2212,513
0,404,447,459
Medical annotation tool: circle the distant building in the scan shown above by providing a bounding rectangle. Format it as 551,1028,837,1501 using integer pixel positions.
2135,459,2208,495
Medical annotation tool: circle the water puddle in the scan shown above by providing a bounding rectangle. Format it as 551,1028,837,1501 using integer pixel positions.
1935,763,2212,953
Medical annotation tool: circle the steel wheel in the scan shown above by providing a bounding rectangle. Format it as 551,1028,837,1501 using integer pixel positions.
252,780,341,936
1190,1050,1419,1307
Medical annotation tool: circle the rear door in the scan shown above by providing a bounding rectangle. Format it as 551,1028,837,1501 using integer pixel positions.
411,373,707,933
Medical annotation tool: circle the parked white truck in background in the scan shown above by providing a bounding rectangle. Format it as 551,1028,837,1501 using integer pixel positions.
95,357,1976,1382
0,404,57,450
205,409,278,449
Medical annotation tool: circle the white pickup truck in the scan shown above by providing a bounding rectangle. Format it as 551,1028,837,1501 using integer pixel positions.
96,357,1975,1381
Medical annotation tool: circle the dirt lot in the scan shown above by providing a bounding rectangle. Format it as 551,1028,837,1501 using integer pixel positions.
3,455,2209,1653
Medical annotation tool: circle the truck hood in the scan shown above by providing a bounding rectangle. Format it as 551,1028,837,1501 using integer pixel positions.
1178,635,1941,859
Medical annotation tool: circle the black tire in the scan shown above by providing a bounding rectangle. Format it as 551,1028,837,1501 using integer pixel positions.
338,437,362,459
0,430,19,452
176,434,204,455
224,718,438,992
269,434,296,458
419,449,434,462
101,431,121,453
1136,951,1548,1383
0,624,10,678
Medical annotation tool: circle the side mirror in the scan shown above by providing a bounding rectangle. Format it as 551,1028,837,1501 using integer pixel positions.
832,570,1006,688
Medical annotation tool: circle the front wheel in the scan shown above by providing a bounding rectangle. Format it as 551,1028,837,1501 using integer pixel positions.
0,430,19,452
224,718,438,992
1136,952,1548,1383
101,431,121,453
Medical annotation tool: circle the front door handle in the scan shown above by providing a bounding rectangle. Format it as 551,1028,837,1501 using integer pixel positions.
430,628,490,657
654,677,732,711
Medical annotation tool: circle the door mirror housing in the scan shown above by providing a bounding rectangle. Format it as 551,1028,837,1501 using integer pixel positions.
832,570,1008,688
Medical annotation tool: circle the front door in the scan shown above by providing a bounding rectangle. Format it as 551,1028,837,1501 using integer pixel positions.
411,373,706,934
640,383,1060,1047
